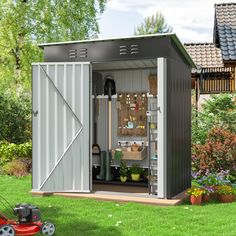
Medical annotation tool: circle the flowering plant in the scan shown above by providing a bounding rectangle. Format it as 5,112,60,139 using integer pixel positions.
202,186,214,195
187,187,205,197
216,185,235,195
196,173,223,186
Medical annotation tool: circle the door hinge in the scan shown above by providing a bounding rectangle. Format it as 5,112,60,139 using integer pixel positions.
32,110,38,117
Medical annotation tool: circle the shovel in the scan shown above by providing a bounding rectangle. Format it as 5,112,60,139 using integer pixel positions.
104,75,116,181
92,72,103,155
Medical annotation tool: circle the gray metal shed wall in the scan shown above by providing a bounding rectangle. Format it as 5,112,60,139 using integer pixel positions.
166,59,192,198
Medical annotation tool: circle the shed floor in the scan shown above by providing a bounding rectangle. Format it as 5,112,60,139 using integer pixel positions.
92,183,148,194
32,183,184,206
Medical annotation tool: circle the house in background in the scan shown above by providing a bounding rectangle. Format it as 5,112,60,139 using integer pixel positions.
185,2,236,105
214,2,236,66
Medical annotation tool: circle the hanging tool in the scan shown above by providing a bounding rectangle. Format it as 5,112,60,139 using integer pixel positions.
92,72,103,155
104,75,116,181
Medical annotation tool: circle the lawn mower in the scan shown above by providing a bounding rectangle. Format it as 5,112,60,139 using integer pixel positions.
0,195,55,236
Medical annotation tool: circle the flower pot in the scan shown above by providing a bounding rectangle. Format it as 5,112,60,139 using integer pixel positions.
190,195,202,205
120,176,127,182
202,194,210,202
131,174,140,181
218,194,235,203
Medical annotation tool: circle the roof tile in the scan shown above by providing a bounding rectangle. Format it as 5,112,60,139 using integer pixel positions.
184,43,224,70
215,3,236,61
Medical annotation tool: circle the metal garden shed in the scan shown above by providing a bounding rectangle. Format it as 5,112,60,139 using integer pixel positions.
32,33,195,199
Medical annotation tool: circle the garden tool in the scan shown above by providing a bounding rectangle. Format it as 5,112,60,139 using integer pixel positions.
96,151,106,180
104,75,116,181
92,72,103,155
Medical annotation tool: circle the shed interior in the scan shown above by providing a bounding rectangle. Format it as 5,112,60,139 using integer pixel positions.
91,59,159,195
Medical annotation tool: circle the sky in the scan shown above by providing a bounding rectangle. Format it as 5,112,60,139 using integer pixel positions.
98,0,235,43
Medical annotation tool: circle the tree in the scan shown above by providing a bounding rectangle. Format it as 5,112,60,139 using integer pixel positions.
134,12,172,35
0,0,107,94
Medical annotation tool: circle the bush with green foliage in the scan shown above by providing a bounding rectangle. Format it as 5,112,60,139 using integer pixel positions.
0,92,31,143
192,94,236,145
0,141,32,166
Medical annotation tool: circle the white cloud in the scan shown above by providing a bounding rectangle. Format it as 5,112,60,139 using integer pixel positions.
100,0,234,42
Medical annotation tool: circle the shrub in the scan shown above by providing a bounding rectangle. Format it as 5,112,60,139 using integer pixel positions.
3,159,29,177
192,94,236,145
0,92,31,144
0,141,32,166
192,128,236,181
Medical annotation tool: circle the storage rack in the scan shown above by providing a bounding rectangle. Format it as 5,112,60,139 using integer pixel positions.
147,98,158,195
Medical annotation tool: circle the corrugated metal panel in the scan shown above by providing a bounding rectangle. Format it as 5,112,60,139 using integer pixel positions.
93,69,155,152
32,62,90,192
166,58,192,198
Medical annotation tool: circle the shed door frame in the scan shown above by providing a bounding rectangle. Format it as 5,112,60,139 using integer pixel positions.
157,58,167,199
32,62,91,192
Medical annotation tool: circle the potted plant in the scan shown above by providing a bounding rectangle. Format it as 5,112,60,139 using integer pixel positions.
130,164,143,181
196,173,225,199
119,160,128,182
186,187,204,205
216,185,235,203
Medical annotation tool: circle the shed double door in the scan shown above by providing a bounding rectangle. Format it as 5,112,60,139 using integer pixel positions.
32,62,91,192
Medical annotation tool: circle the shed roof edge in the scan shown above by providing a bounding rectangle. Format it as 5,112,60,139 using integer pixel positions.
38,33,196,68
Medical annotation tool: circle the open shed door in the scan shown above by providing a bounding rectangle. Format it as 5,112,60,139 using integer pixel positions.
32,62,91,192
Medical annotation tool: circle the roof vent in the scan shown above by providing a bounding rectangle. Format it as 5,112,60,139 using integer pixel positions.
69,49,77,59
79,48,88,58
131,44,139,55
119,45,128,55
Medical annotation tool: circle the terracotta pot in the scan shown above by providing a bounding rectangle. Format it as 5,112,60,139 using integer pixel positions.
131,174,140,181
218,194,235,203
202,194,210,202
120,176,127,182
190,195,202,205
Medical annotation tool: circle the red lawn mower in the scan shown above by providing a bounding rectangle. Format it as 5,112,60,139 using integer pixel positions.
0,195,55,236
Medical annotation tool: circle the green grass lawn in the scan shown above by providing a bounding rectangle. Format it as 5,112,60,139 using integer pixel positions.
0,175,235,236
